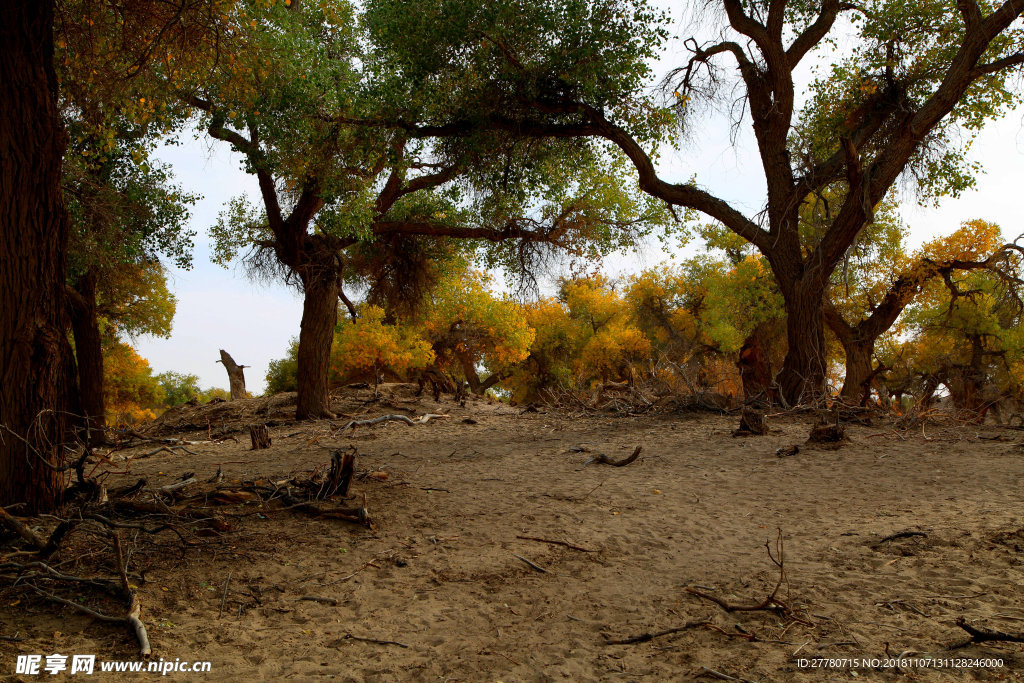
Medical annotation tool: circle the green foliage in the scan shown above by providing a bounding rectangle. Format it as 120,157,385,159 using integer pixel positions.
265,338,300,394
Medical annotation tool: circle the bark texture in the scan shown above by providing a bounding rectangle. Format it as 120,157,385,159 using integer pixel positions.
0,1,74,513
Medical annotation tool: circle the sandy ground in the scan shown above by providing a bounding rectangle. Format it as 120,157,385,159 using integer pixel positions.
2,387,1024,681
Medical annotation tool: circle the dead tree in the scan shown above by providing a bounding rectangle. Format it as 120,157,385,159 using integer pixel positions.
217,349,248,400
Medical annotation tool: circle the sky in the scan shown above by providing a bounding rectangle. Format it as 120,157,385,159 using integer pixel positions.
135,10,1024,395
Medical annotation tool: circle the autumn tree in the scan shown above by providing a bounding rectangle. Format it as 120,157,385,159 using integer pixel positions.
883,234,1024,415
200,0,669,419
823,216,1020,403
418,270,535,394
368,0,1024,404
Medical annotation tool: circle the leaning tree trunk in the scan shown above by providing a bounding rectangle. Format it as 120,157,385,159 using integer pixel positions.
295,265,340,420
0,1,75,513
68,272,106,445
775,281,828,406
218,349,247,400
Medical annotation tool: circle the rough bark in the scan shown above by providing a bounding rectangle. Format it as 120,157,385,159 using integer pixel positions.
295,261,340,420
774,280,827,406
249,424,271,450
68,271,106,444
218,349,247,400
0,1,75,513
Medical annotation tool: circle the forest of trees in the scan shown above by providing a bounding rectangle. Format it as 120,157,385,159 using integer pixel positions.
1,0,1023,512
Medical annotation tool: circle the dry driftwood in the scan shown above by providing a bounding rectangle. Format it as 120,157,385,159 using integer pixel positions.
337,413,448,431
585,445,642,467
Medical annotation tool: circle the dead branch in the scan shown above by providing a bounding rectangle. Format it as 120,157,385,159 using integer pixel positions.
512,553,550,573
516,535,595,552
685,530,808,624
111,532,151,657
604,620,709,645
337,413,448,431
0,507,46,550
954,617,1024,644
337,633,409,648
585,445,643,467
873,530,927,547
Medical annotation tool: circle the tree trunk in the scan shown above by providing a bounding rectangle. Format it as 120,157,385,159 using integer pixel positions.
218,349,247,400
295,266,339,420
68,272,106,445
0,1,75,514
736,326,774,402
838,339,875,405
775,281,827,406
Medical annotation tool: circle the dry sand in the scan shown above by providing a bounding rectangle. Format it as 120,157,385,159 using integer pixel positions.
2,386,1023,681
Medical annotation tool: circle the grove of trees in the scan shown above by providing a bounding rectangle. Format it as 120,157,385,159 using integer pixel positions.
1,0,1022,512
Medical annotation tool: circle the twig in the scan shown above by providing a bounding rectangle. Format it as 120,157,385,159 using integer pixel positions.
511,553,549,573
874,530,927,546
516,535,595,552
339,633,408,648
604,620,709,645
219,572,232,618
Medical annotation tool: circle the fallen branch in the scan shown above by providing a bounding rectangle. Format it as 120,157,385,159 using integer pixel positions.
337,633,409,648
512,553,550,573
873,530,927,547
112,533,151,658
585,446,642,467
337,414,448,431
955,617,1024,644
516,535,595,552
604,620,709,645
0,507,46,550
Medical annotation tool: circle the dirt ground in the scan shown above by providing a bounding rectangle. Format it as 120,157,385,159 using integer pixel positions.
2,386,1024,681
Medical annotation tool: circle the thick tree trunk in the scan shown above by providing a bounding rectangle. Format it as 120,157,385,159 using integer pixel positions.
218,349,247,400
68,272,106,445
839,339,875,405
295,267,339,420
775,282,827,406
0,1,75,514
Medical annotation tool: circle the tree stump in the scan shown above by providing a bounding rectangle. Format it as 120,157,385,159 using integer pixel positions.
733,407,767,436
808,409,848,448
249,424,271,450
322,448,356,499
218,349,248,401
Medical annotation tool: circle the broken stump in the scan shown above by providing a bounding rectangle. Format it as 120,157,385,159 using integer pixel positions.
249,424,271,450
733,407,767,436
